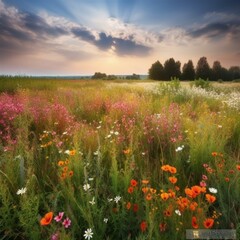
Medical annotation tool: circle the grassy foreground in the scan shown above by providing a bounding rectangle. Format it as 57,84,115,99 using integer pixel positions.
0,77,240,239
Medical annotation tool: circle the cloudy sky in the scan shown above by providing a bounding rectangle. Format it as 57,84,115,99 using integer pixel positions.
0,0,240,75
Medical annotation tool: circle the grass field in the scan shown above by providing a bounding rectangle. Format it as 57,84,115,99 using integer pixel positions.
0,77,240,239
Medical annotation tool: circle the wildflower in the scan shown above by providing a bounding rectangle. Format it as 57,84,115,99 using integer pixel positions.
83,228,93,240
63,166,68,172
69,171,74,177
202,174,208,180
146,193,152,201
16,187,27,195
150,188,157,194
169,166,177,174
130,179,138,187
175,209,181,216
141,179,149,184
128,186,134,194
160,192,169,201
164,209,172,217
40,212,53,226
140,221,147,232
212,152,218,157
203,218,214,229
51,233,59,240
142,187,148,193
61,172,67,180
126,202,131,210
189,202,198,211
200,181,207,187
236,165,240,171
123,149,130,154
208,188,217,194
88,177,94,181
206,194,216,203
185,188,195,198
114,131,119,135
89,197,95,205
225,177,230,182
103,218,108,223
69,150,76,156
169,176,177,184
159,222,167,232
191,186,202,197
114,196,121,203
161,165,170,171
133,204,139,212
62,217,71,228
83,183,90,191
58,161,64,166
192,216,199,229
54,212,64,222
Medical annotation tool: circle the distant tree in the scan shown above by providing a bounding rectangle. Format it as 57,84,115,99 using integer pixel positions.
229,66,240,80
181,60,195,80
92,72,107,79
196,57,211,80
126,73,140,80
148,61,165,80
212,61,223,81
164,58,181,80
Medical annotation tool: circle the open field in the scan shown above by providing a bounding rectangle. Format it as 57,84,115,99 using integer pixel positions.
0,78,240,239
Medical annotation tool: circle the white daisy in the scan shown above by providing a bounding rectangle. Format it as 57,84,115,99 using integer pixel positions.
16,187,27,195
83,228,93,240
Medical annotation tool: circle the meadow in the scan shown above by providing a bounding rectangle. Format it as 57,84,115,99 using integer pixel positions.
0,77,240,240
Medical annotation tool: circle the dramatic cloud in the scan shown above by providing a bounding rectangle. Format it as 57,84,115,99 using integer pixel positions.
188,21,240,39
72,27,151,56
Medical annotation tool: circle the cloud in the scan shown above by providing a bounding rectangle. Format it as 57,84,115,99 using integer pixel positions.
188,22,240,39
72,27,151,56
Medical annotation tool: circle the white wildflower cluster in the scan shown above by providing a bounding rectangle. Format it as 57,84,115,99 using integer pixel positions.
175,145,184,152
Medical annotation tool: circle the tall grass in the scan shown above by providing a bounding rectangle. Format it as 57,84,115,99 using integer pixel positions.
0,78,239,239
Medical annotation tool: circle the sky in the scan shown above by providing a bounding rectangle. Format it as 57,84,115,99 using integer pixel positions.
0,0,240,75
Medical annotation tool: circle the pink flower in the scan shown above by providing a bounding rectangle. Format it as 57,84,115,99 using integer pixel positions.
200,181,207,187
62,217,71,228
54,212,64,222
202,175,208,180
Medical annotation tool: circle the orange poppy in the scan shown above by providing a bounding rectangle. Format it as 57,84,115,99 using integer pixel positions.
189,202,198,211
160,192,169,201
185,188,195,198
128,186,134,194
69,150,76,156
69,171,74,177
236,165,240,171
58,161,64,166
40,212,53,226
203,218,214,229
169,176,177,184
61,172,67,180
191,186,202,197
126,202,131,210
130,179,138,187
123,149,130,154
205,194,216,203
63,166,68,172
161,165,170,171
211,152,218,157
146,193,152,201
192,216,199,229
164,208,172,217
142,187,149,194
141,179,149,184
65,159,69,165
169,166,177,174
150,188,157,194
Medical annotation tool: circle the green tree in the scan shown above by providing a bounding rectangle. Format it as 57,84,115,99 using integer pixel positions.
196,57,211,80
182,60,195,80
212,61,223,81
164,58,181,80
92,72,107,79
148,61,165,80
229,66,240,80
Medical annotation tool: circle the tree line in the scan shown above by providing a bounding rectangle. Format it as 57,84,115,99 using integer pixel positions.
148,57,240,81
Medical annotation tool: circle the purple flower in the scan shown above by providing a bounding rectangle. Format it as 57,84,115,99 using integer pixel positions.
62,217,71,228
54,212,64,222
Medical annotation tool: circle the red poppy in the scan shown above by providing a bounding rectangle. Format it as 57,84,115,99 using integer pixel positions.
128,186,134,194
133,204,139,212
159,222,167,232
140,221,147,232
205,194,216,203
192,216,199,229
40,212,53,226
203,218,214,229
130,179,138,187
